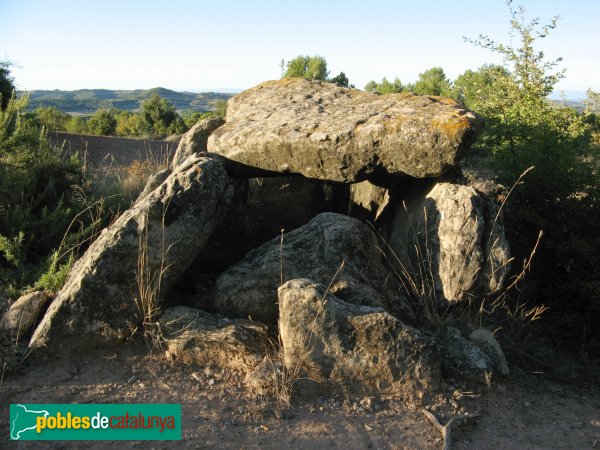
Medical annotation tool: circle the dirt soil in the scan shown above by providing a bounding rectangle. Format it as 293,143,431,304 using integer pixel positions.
1,343,599,449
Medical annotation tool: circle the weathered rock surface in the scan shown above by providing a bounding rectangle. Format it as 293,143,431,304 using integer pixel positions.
469,328,509,376
382,181,510,303
204,212,413,325
348,180,391,221
30,156,234,349
244,356,284,392
207,78,482,182
437,327,494,384
171,117,225,169
2,291,50,338
137,168,170,200
278,278,441,395
176,175,334,304
162,306,268,373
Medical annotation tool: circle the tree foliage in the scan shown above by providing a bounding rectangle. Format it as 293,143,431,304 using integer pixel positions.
452,64,509,109
0,61,15,111
34,106,70,131
364,69,452,97
284,55,329,81
115,111,144,136
585,88,600,114
213,99,228,119
412,67,452,97
330,72,350,88
0,95,82,288
141,93,186,137
364,77,405,95
183,111,219,129
467,1,600,355
87,109,117,136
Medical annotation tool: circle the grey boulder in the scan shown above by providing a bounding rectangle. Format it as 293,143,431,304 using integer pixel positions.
382,181,510,303
469,328,509,376
208,78,482,182
437,327,495,384
162,306,268,373
278,278,441,395
204,212,414,325
2,291,50,339
171,117,225,169
30,156,234,350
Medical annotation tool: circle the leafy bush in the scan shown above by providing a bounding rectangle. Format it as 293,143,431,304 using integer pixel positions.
364,77,405,94
0,95,112,298
0,61,14,111
141,93,186,138
34,106,70,131
465,3,600,358
87,109,117,135
284,55,329,81
183,111,219,129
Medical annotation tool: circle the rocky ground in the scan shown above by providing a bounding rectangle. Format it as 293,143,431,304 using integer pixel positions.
1,343,598,449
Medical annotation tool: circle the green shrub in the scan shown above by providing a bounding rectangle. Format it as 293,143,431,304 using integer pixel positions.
87,109,117,135
34,250,74,293
0,95,105,297
466,3,600,357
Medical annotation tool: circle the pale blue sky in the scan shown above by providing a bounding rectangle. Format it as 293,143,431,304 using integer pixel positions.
1,0,598,95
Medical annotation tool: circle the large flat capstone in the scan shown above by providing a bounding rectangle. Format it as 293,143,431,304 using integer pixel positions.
207,78,482,182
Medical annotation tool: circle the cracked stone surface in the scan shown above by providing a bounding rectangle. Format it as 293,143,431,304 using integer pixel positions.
208,78,482,182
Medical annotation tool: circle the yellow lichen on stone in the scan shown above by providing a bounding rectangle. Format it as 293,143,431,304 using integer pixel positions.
430,116,472,140
432,96,460,106
382,115,410,135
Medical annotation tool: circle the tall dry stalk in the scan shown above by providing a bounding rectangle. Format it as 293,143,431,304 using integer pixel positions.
135,202,177,348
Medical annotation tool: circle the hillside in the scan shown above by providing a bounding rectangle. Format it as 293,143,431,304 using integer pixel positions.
18,87,233,114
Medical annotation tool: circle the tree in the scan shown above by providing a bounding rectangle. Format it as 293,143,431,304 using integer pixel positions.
329,72,350,88
87,109,117,135
466,1,600,355
412,67,452,97
585,88,600,114
64,116,88,134
0,95,82,268
141,93,185,137
364,77,404,95
35,106,69,131
213,99,228,119
115,111,144,136
452,64,509,109
183,111,219,129
0,61,15,111
284,55,329,81
465,2,578,180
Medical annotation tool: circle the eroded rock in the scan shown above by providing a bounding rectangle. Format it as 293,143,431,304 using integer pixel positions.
348,180,391,222
162,306,268,373
437,327,494,384
30,156,234,349
382,181,510,303
178,176,334,303
208,78,482,182
2,291,50,338
205,212,413,325
171,116,225,169
469,328,509,376
278,278,441,395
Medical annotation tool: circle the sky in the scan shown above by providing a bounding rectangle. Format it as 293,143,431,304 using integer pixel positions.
1,0,598,97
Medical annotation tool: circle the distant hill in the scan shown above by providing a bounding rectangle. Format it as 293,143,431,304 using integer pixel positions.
17,87,233,114
551,99,586,113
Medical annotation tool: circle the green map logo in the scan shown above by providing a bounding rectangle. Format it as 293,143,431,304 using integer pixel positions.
10,405,50,440
9,404,181,441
